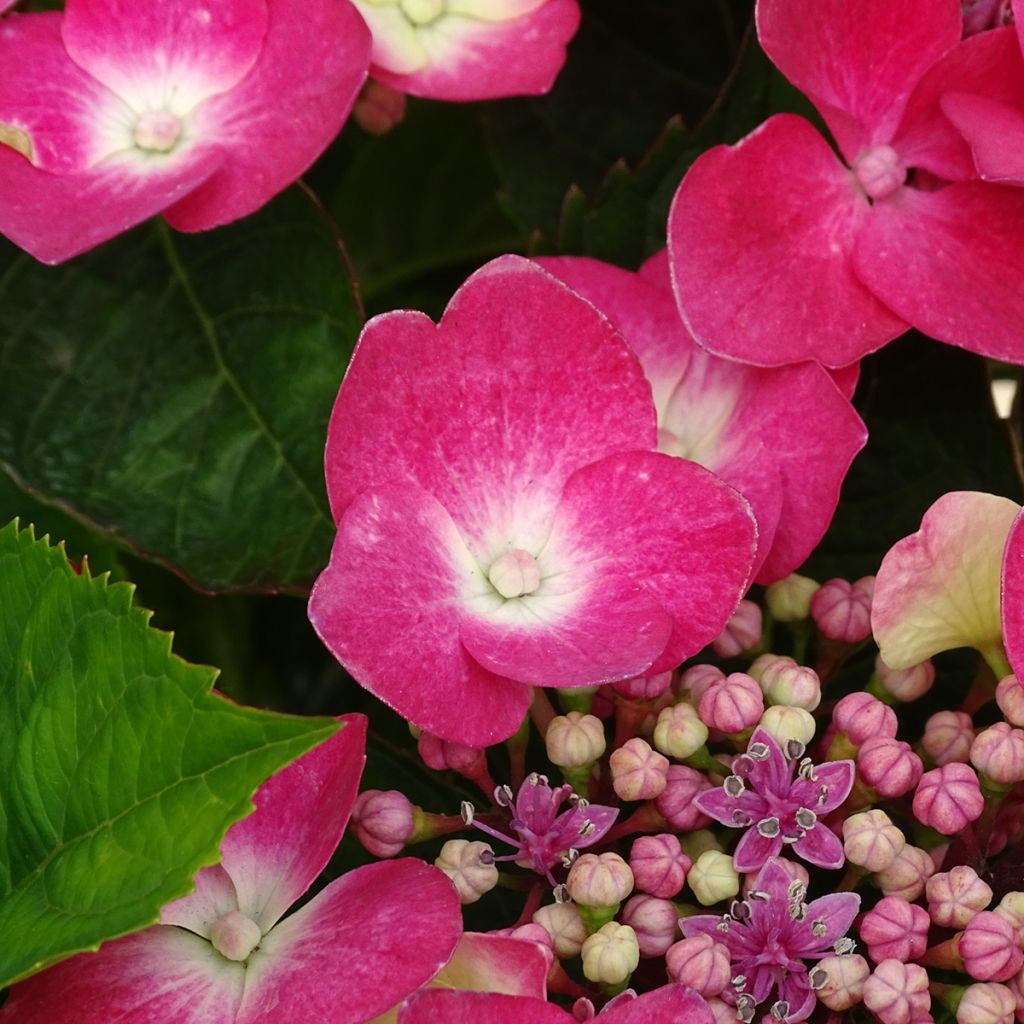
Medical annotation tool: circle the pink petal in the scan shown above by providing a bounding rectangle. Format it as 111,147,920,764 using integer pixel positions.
241,860,462,1024
61,0,268,112
324,256,656,551
308,482,531,746
942,93,1024,183
214,714,367,932
853,181,1024,362
398,991,571,1024
789,892,861,955
429,932,549,997
1001,508,1024,679
830,363,860,400
604,986,715,1024
756,0,960,161
792,823,845,869
2,926,244,1024
369,0,580,101
668,114,907,368
732,826,783,873
160,864,239,936
164,0,370,232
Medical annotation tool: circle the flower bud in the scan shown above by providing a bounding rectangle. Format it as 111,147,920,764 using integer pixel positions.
958,983,1017,1024
765,572,820,621
417,731,482,773
546,712,606,769
666,934,731,996
653,702,709,759
996,676,1024,728
613,671,672,701
534,902,588,959
610,737,669,802
655,764,713,830
833,692,897,747
758,705,816,747
863,960,930,1024
711,600,762,657
761,661,821,711
812,576,874,643
995,892,1024,943
858,738,924,798
843,809,906,873
963,912,1024,982
630,833,691,899
680,829,723,861
209,911,261,961
914,763,985,835
860,896,930,963
698,672,763,734
815,953,870,1011
566,853,634,911
580,922,640,986
747,652,790,685
434,839,497,904
352,789,415,857
927,866,994,929
688,850,739,906
678,664,725,703
923,710,975,766
972,723,1024,784
620,894,679,957
352,79,407,135
877,844,935,901
874,655,935,703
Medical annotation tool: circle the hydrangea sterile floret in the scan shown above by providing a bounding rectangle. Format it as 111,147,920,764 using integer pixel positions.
0,714,464,1024
694,728,854,873
308,256,758,747
681,858,861,1024
0,0,371,263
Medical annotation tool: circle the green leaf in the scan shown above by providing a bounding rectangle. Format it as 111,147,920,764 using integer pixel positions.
0,189,362,593
0,519,338,987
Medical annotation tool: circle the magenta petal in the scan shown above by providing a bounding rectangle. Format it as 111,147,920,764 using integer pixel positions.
215,714,367,932
668,114,907,368
853,181,1024,362
605,986,715,1024
308,483,531,746
792,824,845,869
790,892,861,955
732,825,783,873
756,0,960,161
807,760,855,812
242,860,461,1024
164,0,370,232
398,991,570,1024
432,932,550,998
1,926,243,1024
1002,509,1024,680
943,93,1024,183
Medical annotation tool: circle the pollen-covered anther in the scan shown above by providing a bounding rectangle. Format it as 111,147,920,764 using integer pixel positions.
748,743,770,761
209,910,262,962
809,967,829,990
133,110,183,153
771,999,790,1021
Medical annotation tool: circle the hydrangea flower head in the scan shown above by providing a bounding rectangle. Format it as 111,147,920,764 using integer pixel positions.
681,858,861,1024
695,728,854,872
308,256,758,746
0,0,371,263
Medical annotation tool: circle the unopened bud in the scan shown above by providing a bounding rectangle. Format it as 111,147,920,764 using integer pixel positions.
758,705,816,747
815,954,870,1011
566,852,634,927
765,573,820,622
546,712,606,768
996,675,1024,728
620,894,680,957
209,910,261,961
858,738,923,798
352,789,415,857
534,901,588,959
581,922,640,986
812,576,873,643
712,600,763,657
860,896,930,964
972,723,1024,784
843,809,906,873
653,702,708,759
352,80,407,135
876,845,935,901
874,655,935,703
610,737,669,801
761,661,821,711
863,959,929,1024
435,839,498,904
666,934,731,996
630,833,690,899
688,850,739,906
923,710,975,765
927,866,993,929
698,672,764,734
957,983,1017,1024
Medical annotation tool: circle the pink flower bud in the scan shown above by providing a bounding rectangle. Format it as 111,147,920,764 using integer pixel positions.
698,672,764,734
630,833,691,899
566,852,634,908
877,845,936,901
833,691,898,746
666,934,731,996
747,652,792,685
435,839,498,904
352,789,415,857
711,599,762,657
957,983,1017,1024
815,953,870,1011
858,737,924,798
209,910,261,961
546,712,606,768
923,710,975,765
533,902,588,959
417,731,482,773
963,912,1024,982
874,655,936,702
765,572,820,622
610,737,669,801
761,661,821,711
972,723,1024,784
620,894,680,957
812,576,874,643
843,809,906,873
914,763,985,835
352,79,407,135
653,702,708,759
759,705,816,746
927,866,994,928
613,671,672,701
863,960,930,1024
678,664,726,703
996,675,1024,728
655,764,713,830
860,896,930,963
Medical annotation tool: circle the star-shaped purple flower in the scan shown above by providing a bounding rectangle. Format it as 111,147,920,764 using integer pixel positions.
695,727,854,872
681,858,861,1023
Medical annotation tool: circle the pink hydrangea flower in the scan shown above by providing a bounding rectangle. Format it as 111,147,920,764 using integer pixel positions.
695,728,854,872
538,254,866,583
1,715,465,1024
349,0,580,101
308,256,757,746
680,858,861,1024
668,0,1024,367
0,0,370,264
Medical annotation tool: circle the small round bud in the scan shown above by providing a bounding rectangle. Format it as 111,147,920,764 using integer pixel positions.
666,934,731,996
994,892,1024,943
758,705,816,747
630,833,691,899
546,712,606,769
860,895,930,963
620,894,679,957
352,789,415,857
761,661,821,711
927,865,994,929
417,731,482,773
352,79,407,135
610,737,669,801
914,763,985,835
996,675,1024,728
747,652,790,685
711,600,762,657
653,702,709,759
863,959,930,1024
580,922,640,985
688,850,739,906
972,723,1024,784
812,576,874,643
680,829,723,862
209,910,261,961
843,809,906,873
566,852,634,909
678,664,725,703
655,765,713,830
435,839,498,905
963,912,1024,982
876,845,935,901
765,572,820,621
858,738,923,798
698,672,763,734
815,953,870,1011
533,902,588,959
958,983,1017,1024
487,548,541,598
874,655,935,702
923,710,975,766
833,692,897,747
613,671,672,701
